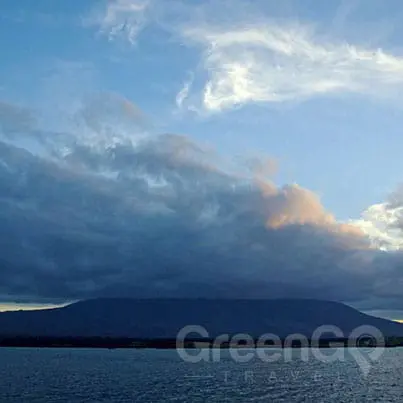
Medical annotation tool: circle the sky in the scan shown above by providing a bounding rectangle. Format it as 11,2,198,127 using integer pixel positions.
1,0,403,321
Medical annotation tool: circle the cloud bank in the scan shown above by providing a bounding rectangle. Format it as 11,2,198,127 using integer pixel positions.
0,94,402,311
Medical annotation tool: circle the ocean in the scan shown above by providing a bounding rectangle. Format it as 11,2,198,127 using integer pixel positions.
0,347,402,402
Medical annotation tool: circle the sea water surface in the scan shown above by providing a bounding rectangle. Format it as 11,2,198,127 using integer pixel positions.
0,347,402,402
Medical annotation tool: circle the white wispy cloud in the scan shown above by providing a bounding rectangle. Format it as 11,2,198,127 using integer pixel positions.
175,73,193,109
84,1,403,113
88,0,150,44
177,22,403,112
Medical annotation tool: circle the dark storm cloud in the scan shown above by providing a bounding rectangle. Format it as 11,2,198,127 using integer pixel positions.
0,94,402,310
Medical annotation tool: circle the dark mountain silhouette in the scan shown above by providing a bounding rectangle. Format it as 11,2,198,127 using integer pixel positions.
0,298,402,338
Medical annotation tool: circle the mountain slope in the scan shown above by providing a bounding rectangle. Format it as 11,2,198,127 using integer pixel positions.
0,298,402,338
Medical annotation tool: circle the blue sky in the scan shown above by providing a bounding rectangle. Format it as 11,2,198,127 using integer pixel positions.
2,0,403,220
2,0,403,318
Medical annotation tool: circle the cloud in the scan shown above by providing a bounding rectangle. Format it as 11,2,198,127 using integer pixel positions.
87,0,150,44
177,21,403,112
351,191,403,251
176,73,194,109
1,93,403,311
85,1,403,114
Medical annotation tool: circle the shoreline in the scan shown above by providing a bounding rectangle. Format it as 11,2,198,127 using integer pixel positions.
0,336,399,349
